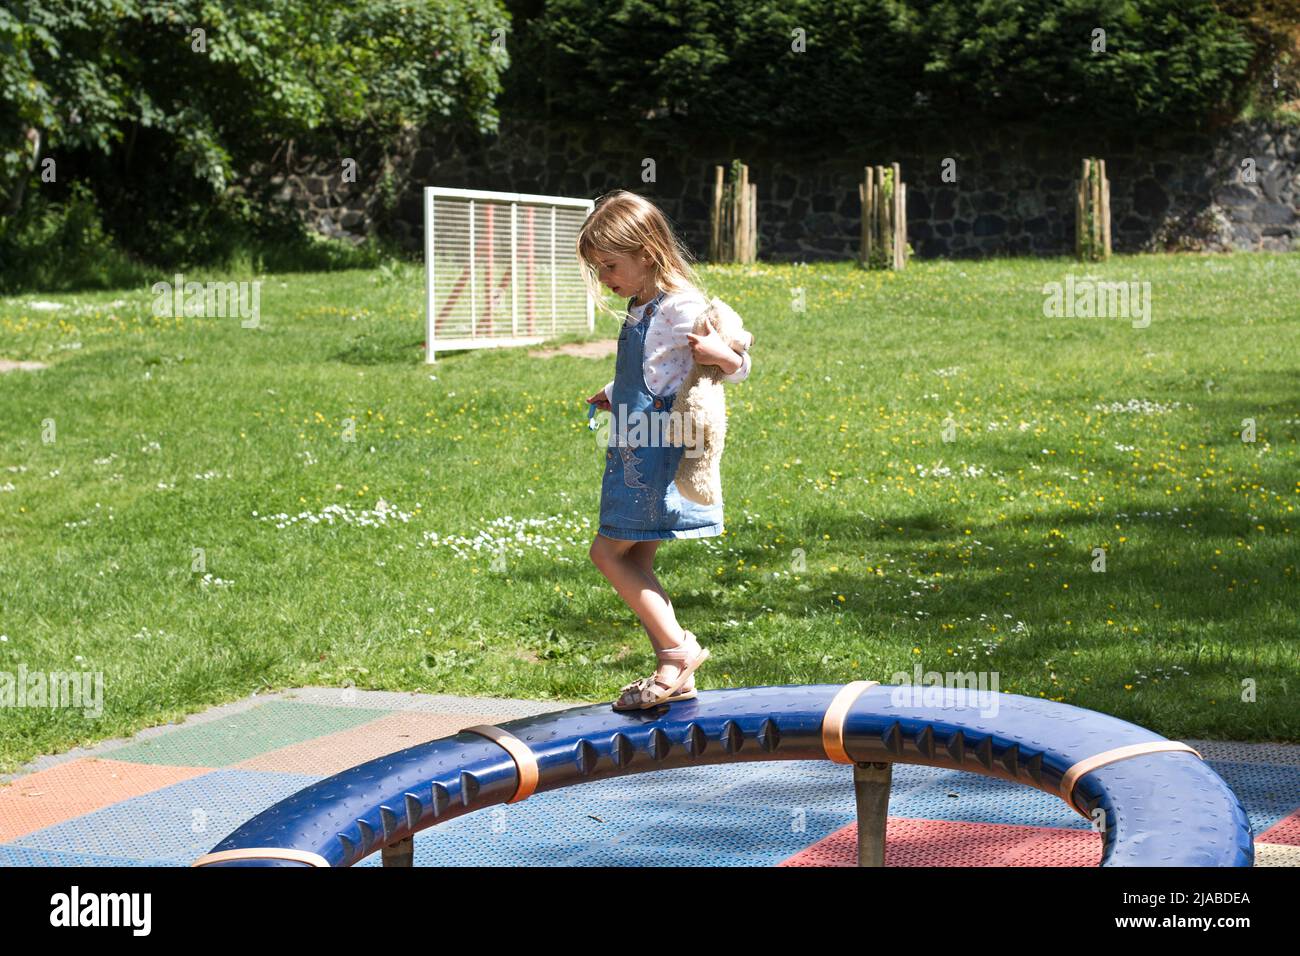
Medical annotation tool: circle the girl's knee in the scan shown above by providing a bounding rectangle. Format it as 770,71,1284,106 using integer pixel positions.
589,534,617,568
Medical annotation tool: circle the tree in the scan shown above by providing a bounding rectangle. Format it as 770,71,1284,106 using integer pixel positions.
0,0,509,225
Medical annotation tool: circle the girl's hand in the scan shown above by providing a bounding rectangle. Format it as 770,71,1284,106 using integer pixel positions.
587,388,611,411
686,323,743,373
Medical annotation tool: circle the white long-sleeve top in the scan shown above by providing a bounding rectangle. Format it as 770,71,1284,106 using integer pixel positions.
602,289,752,400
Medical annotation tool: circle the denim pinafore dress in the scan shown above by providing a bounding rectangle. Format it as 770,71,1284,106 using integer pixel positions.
598,292,724,541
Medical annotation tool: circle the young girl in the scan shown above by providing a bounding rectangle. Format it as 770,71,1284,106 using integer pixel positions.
578,190,752,711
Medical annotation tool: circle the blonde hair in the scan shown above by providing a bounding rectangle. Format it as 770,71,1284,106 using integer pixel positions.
576,190,707,322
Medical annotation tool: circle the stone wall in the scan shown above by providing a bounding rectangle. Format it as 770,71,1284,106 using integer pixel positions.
268,116,1300,260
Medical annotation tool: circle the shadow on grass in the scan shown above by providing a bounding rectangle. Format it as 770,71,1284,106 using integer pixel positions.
330,330,427,365
525,502,1294,659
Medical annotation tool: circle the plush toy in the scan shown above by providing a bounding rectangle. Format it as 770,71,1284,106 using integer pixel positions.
665,297,753,505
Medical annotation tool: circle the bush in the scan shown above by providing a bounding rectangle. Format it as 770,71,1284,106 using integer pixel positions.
0,183,149,294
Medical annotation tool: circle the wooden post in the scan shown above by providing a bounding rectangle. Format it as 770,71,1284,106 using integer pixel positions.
738,163,749,262
858,181,865,265
863,166,875,265
1090,160,1102,256
748,181,758,262
859,163,907,269
1100,160,1112,259
725,174,735,261
717,164,728,261
880,166,893,269
730,165,739,261
896,181,907,269
1076,158,1089,260
710,161,757,263
889,162,899,269
1076,157,1112,262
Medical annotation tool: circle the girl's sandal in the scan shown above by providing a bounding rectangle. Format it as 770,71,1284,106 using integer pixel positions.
611,631,709,711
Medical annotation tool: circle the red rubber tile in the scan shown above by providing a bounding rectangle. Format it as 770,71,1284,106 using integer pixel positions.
780,817,1102,867
0,758,211,842
1256,808,1300,846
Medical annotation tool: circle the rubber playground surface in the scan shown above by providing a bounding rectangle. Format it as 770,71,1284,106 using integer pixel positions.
2,687,1297,867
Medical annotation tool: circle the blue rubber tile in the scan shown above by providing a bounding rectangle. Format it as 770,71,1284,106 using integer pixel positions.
355,834,782,868
11,769,321,863
693,759,961,810
570,762,764,803
354,788,836,867
350,791,669,867
563,844,778,867
1205,760,1300,835
0,845,184,867
696,761,866,811
449,794,685,846
598,801,846,857
441,790,632,846
356,836,592,867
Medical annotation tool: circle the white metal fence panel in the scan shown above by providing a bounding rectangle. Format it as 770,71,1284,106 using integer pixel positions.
424,187,595,361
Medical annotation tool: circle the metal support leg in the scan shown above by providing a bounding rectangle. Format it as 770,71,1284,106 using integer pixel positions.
381,836,414,867
853,761,892,867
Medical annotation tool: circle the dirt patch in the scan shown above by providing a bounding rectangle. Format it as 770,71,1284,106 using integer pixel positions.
0,359,48,373
528,340,617,360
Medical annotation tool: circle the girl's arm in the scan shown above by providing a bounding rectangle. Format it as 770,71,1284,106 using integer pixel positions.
720,350,751,382
645,298,751,397
681,312,751,381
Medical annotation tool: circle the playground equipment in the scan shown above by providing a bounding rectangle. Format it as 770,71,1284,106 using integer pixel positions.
192,683,1253,868
423,186,595,361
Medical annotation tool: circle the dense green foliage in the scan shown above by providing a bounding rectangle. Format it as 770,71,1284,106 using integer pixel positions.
506,0,1280,138
1,0,509,279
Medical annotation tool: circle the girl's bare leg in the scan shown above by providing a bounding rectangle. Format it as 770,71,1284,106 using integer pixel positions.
627,539,675,641
589,534,693,687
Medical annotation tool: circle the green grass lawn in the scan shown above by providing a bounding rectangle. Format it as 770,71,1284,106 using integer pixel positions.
0,253,1297,773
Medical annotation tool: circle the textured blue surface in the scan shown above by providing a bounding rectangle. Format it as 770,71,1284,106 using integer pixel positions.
0,845,186,867
12,770,319,862
201,685,1255,867
350,794,845,868
1203,761,1300,835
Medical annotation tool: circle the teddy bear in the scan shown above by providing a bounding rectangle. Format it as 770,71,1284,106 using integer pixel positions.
664,297,753,505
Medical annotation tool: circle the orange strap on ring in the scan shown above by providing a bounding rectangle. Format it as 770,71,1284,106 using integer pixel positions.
191,847,330,867
1060,741,1203,815
461,724,540,803
821,680,880,764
